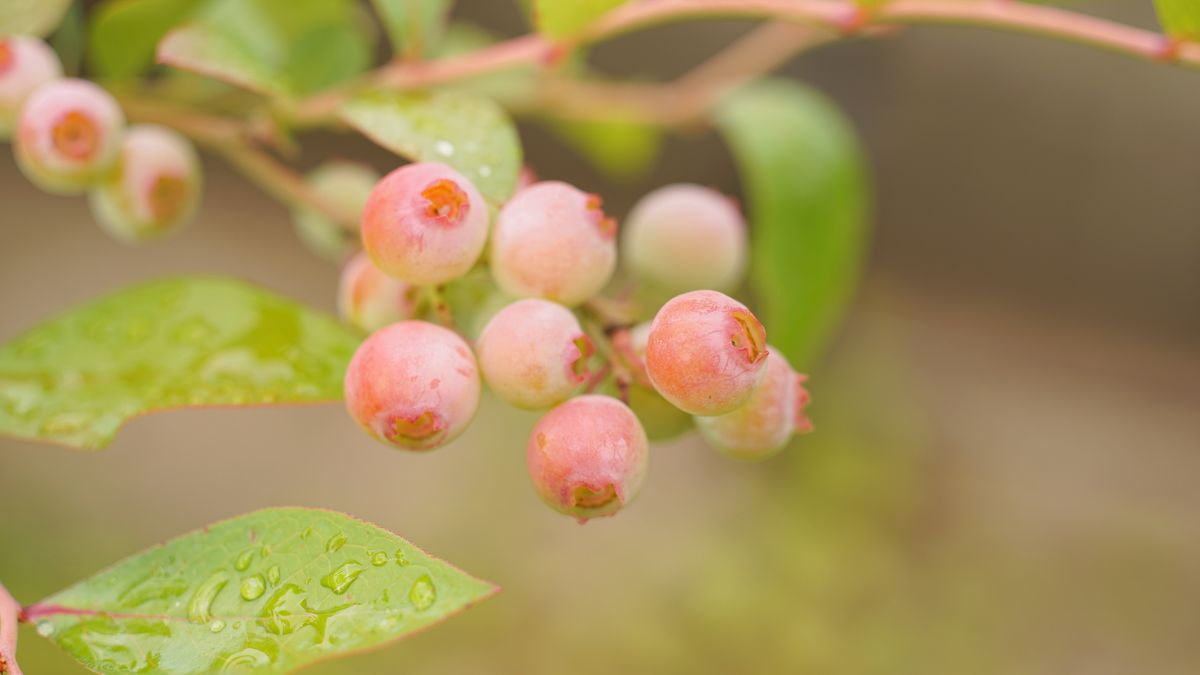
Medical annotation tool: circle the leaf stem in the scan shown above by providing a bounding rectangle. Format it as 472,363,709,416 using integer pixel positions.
0,580,24,675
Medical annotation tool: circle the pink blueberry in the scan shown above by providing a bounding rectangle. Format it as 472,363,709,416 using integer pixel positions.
476,299,593,409
344,321,481,451
89,124,201,242
337,252,416,333
15,78,125,194
610,323,693,441
695,346,813,460
526,395,649,523
490,181,617,306
622,184,747,292
0,36,62,138
361,162,489,285
645,290,768,416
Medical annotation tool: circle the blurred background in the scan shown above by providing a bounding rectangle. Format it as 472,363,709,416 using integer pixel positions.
3,0,1199,673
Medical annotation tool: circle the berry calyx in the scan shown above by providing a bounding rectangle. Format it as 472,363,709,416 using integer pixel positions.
419,178,469,225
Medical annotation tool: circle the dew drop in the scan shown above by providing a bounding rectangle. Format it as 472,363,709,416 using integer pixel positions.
188,571,229,623
240,575,266,601
370,551,388,566
435,140,454,156
325,533,347,553
478,165,492,177
36,620,54,637
234,548,255,571
300,527,313,540
395,549,410,566
320,562,365,595
209,620,226,633
232,621,242,630
220,647,272,671
408,575,436,611
259,544,271,558
267,565,280,586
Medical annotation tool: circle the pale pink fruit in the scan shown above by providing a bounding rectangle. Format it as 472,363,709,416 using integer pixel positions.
89,125,201,242
490,181,616,306
337,252,416,333
0,36,62,138
526,395,649,523
645,290,768,416
476,299,593,409
622,183,747,292
344,321,481,451
696,346,813,460
15,78,125,194
362,162,489,285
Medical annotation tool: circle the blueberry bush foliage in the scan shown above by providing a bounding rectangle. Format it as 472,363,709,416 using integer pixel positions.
1,0,1197,672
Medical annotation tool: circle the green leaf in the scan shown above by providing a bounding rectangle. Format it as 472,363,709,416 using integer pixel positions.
88,0,203,80
1154,0,1200,40
716,80,870,369
547,117,662,181
157,22,284,96
534,0,626,38
341,90,522,205
371,0,452,58
0,0,72,37
157,0,374,96
27,508,498,674
0,277,359,450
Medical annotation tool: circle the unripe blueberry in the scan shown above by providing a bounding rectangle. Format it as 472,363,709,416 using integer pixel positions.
88,124,201,242
476,299,593,409
362,162,489,285
338,252,416,333
611,323,693,441
15,78,125,194
491,181,616,306
0,36,62,138
695,346,812,460
645,290,768,416
622,184,747,292
344,321,481,451
526,395,649,523
292,160,379,262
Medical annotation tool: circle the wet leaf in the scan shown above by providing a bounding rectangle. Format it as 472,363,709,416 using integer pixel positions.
27,508,497,674
88,0,203,80
534,0,626,38
341,90,522,205
717,80,870,368
156,0,373,96
0,277,359,450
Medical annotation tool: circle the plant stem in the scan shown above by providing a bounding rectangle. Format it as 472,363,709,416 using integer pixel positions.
0,581,23,675
215,144,360,229
588,0,1198,66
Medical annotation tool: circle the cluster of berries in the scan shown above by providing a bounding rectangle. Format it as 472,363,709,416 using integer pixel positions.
1,35,202,242
335,162,813,523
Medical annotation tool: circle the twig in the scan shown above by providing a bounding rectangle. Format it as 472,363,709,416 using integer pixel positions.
214,144,360,229
587,0,1200,66
0,580,23,675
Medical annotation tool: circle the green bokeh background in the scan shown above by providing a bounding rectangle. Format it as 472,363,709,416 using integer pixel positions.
3,0,1199,673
